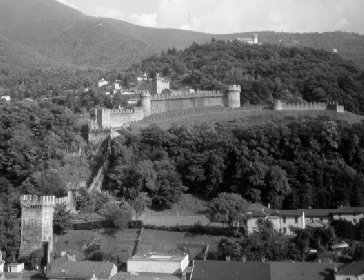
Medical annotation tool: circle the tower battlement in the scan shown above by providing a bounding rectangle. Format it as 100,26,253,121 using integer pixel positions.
227,85,241,91
20,195,56,208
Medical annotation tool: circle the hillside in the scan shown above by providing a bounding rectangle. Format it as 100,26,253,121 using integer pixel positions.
131,40,364,114
1,0,364,98
1,0,364,72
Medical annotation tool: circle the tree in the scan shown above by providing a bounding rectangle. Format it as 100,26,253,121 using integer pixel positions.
53,203,72,234
209,193,247,226
102,201,133,230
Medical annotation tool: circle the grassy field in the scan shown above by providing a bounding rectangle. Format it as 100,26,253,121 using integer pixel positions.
138,229,231,259
132,109,364,130
54,229,139,263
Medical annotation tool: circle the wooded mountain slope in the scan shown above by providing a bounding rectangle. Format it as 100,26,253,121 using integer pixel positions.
132,40,364,114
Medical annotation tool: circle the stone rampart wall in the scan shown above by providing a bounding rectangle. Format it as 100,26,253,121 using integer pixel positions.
280,102,327,111
150,93,226,115
109,107,144,127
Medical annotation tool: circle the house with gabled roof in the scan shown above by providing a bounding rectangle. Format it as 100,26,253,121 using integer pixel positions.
332,207,364,225
335,260,364,280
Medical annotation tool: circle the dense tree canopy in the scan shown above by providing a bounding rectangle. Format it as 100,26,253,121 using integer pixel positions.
107,117,364,209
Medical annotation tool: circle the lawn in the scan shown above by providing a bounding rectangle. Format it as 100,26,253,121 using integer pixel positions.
138,229,233,259
130,108,363,130
54,229,139,263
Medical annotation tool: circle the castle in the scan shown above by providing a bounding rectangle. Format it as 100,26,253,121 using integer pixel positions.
274,100,344,113
92,85,241,129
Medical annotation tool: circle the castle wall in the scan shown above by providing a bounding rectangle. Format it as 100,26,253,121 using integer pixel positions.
109,108,144,128
274,100,344,112
150,91,225,114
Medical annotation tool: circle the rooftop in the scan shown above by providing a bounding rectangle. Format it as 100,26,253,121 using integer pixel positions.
302,209,334,217
111,272,181,280
336,260,364,276
47,261,115,279
128,253,187,262
332,207,364,214
192,261,336,280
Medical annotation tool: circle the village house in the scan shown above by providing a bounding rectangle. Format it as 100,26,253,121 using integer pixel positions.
246,209,305,236
246,206,364,236
335,260,364,280
332,207,364,224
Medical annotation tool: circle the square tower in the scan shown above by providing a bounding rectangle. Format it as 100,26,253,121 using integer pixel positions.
19,195,55,264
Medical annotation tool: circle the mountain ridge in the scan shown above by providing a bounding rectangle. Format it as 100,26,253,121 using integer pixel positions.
0,0,364,84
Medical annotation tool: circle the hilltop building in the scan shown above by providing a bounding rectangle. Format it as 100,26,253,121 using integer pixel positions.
98,78,109,88
237,34,260,45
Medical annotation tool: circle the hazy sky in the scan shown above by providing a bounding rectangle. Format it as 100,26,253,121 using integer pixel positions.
56,0,364,34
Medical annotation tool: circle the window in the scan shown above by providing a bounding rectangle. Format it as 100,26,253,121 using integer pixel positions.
345,277,351,280
295,217,298,224
283,216,286,223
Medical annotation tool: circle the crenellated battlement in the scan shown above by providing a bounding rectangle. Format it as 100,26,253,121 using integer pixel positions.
103,107,144,114
20,195,56,208
150,90,224,101
227,85,241,91
274,100,344,112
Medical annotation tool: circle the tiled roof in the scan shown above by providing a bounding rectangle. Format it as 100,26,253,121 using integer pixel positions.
192,261,337,280
192,261,270,280
302,209,334,217
332,207,364,214
47,261,115,279
111,272,180,280
336,260,364,276
270,262,335,280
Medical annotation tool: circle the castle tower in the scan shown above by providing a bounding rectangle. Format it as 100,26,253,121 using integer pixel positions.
19,195,56,264
253,34,258,44
274,100,283,110
152,76,170,95
226,85,241,108
141,90,151,117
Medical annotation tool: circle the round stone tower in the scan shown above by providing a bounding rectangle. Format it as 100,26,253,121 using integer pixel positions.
19,195,56,264
226,85,241,108
141,90,151,117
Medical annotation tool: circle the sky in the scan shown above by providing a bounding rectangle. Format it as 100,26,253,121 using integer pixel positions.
55,0,364,34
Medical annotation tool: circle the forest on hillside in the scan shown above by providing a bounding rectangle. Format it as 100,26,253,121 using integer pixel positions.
0,102,89,261
105,117,364,210
130,40,364,114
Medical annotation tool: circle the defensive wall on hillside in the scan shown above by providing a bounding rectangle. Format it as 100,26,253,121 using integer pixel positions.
90,85,241,130
274,100,344,113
